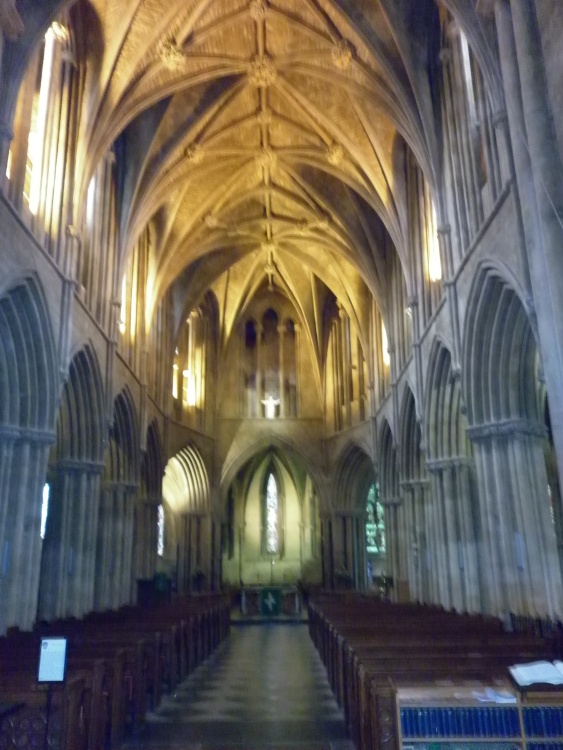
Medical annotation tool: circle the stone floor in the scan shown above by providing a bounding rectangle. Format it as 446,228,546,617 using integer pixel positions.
122,622,352,750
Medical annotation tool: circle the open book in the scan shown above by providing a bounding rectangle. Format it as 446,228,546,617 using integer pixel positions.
509,660,563,686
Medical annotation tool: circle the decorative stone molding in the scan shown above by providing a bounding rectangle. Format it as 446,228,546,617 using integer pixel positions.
331,39,353,71
297,219,309,234
399,478,431,489
327,142,344,166
379,495,402,507
184,143,204,164
249,0,267,21
0,425,56,444
56,458,105,474
158,38,188,72
0,0,24,40
425,456,473,473
316,216,330,231
466,418,547,442
204,212,220,229
227,223,241,236
255,147,277,171
248,55,277,87
261,240,276,254
256,109,273,126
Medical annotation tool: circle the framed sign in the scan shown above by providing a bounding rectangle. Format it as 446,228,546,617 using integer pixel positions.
38,638,67,683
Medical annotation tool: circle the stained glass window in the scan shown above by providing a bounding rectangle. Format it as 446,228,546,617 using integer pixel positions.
266,473,278,553
366,483,385,554
157,504,164,557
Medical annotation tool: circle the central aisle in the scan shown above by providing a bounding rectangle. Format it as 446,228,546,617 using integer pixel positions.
124,622,351,750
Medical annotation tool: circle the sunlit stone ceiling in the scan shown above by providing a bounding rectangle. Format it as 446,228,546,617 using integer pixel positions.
70,0,440,339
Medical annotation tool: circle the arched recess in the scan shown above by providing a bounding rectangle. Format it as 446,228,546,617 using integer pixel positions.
136,419,165,581
424,342,481,613
329,444,377,591
462,266,563,618
398,386,428,604
222,446,321,590
95,387,140,611
0,276,58,634
162,443,213,592
38,343,106,622
379,419,400,601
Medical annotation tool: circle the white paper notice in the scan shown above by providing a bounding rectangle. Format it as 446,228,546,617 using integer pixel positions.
38,638,67,683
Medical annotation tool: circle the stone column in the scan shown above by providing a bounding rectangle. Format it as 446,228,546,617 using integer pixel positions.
277,324,285,417
319,514,334,588
256,323,263,414
1,430,53,632
38,459,103,621
499,0,563,494
469,418,563,618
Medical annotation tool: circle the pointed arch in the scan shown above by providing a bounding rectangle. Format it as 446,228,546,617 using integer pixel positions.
379,419,399,504
141,419,165,499
333,443,376,513
426,339,470,461
0,274,58,431
462,265,540,427
106,386,140,484
56,344,105,463
163,443,210,514
399,386,423,480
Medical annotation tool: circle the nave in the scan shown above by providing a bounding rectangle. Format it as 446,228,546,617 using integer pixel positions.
123,623,351,750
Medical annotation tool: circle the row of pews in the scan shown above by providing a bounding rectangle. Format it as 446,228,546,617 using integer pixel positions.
309,593,561,750
0,593,230,750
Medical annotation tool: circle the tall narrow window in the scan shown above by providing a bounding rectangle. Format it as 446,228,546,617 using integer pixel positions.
427,201,442,282
381,322,390,367
366,483,385,555
157,504,165,557
266,473,278,553
40,483,50,539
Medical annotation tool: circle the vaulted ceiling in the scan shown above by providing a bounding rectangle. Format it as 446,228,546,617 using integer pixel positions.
12,0,444,348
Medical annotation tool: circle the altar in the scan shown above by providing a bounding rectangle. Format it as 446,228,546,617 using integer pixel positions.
239,585,302,619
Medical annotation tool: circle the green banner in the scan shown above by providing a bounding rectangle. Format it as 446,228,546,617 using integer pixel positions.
260,587,282,616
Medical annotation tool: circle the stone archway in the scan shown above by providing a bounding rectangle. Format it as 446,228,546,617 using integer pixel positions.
424,342,480,612
0,276,58,634
462,266,563,618
38,343,106,621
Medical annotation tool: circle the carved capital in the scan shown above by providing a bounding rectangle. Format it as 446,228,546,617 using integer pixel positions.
467,418,547,442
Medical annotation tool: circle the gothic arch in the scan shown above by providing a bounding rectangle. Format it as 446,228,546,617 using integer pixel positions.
56,344,105,463
333,443,376,513
0,275,58,633
461,265,562,618
106,387,140,484
379,419,398,504
0,274,58,431
462,265,540,426
400,386,423,480
423,339,480,611
163,443,210,515
141,419,165,499
426,339,470,461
